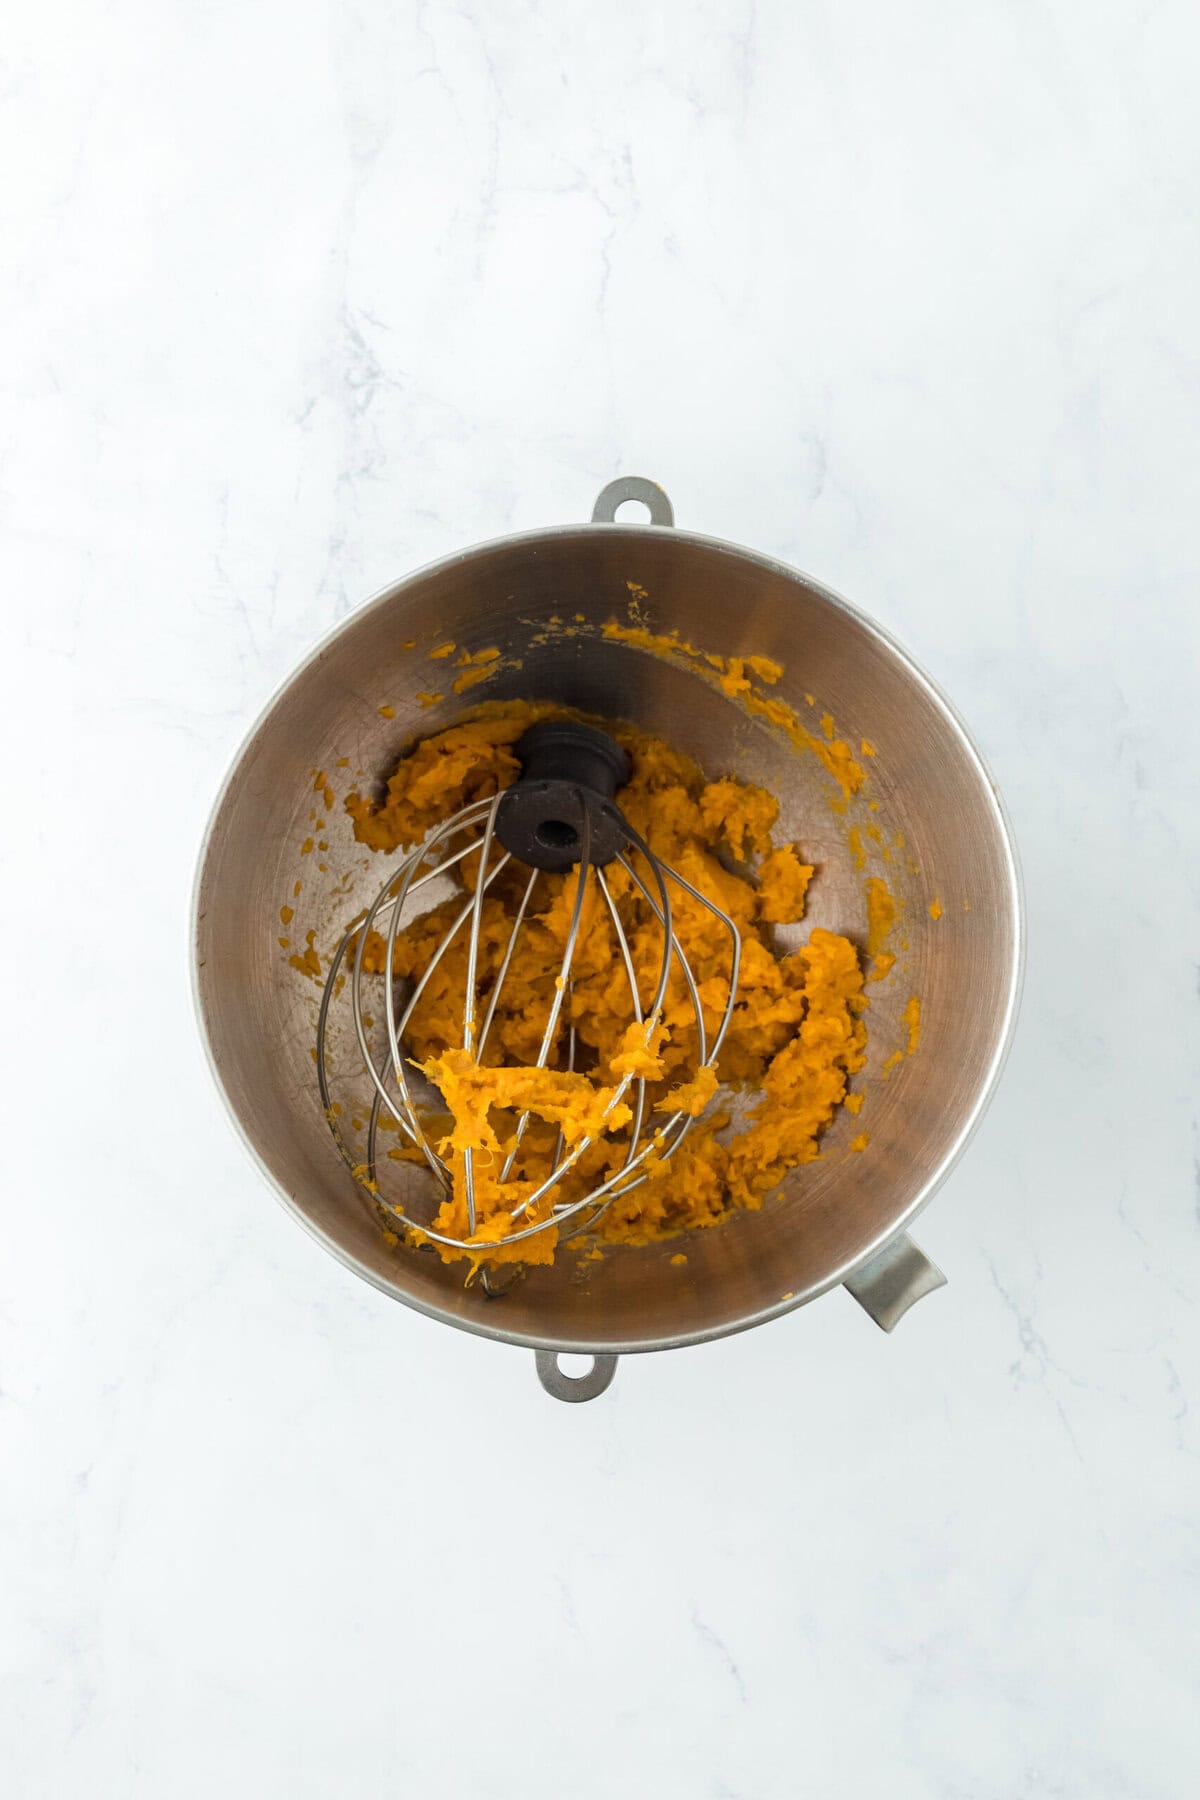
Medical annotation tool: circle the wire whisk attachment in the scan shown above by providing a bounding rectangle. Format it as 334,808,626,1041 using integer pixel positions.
316,722,739,1278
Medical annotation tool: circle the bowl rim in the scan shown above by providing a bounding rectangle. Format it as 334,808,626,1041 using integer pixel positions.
191,518,1026,1357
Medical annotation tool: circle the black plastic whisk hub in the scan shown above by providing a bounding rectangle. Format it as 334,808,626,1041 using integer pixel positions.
495,721,632,872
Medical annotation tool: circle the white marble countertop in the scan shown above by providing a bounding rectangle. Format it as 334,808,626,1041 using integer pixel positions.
4,2,1198,1794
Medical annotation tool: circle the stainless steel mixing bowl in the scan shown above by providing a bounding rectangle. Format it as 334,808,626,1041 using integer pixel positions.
193,477,1022,1401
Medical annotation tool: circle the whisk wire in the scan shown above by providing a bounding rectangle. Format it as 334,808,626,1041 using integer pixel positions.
594,865,648,1173
498,797,594,1184
477,865,541,1057
461,795,506,1230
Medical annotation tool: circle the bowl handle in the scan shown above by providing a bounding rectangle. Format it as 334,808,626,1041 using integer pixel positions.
535,1350,619,1402
591,476,675,527
531,1235,943,1396
844,1233,947,1331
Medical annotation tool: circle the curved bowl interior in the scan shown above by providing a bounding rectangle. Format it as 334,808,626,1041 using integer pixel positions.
194,528,1020,1353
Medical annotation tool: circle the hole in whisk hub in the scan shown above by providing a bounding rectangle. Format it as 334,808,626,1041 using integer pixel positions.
535,818,578,851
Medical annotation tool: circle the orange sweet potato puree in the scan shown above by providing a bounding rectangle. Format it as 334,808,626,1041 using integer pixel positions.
343,704,867,1270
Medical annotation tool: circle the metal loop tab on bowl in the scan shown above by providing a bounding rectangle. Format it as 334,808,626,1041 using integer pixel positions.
535,1350,618,1402
591,476,675,527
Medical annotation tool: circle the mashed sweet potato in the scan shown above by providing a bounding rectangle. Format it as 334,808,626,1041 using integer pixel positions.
345,705,866,1269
